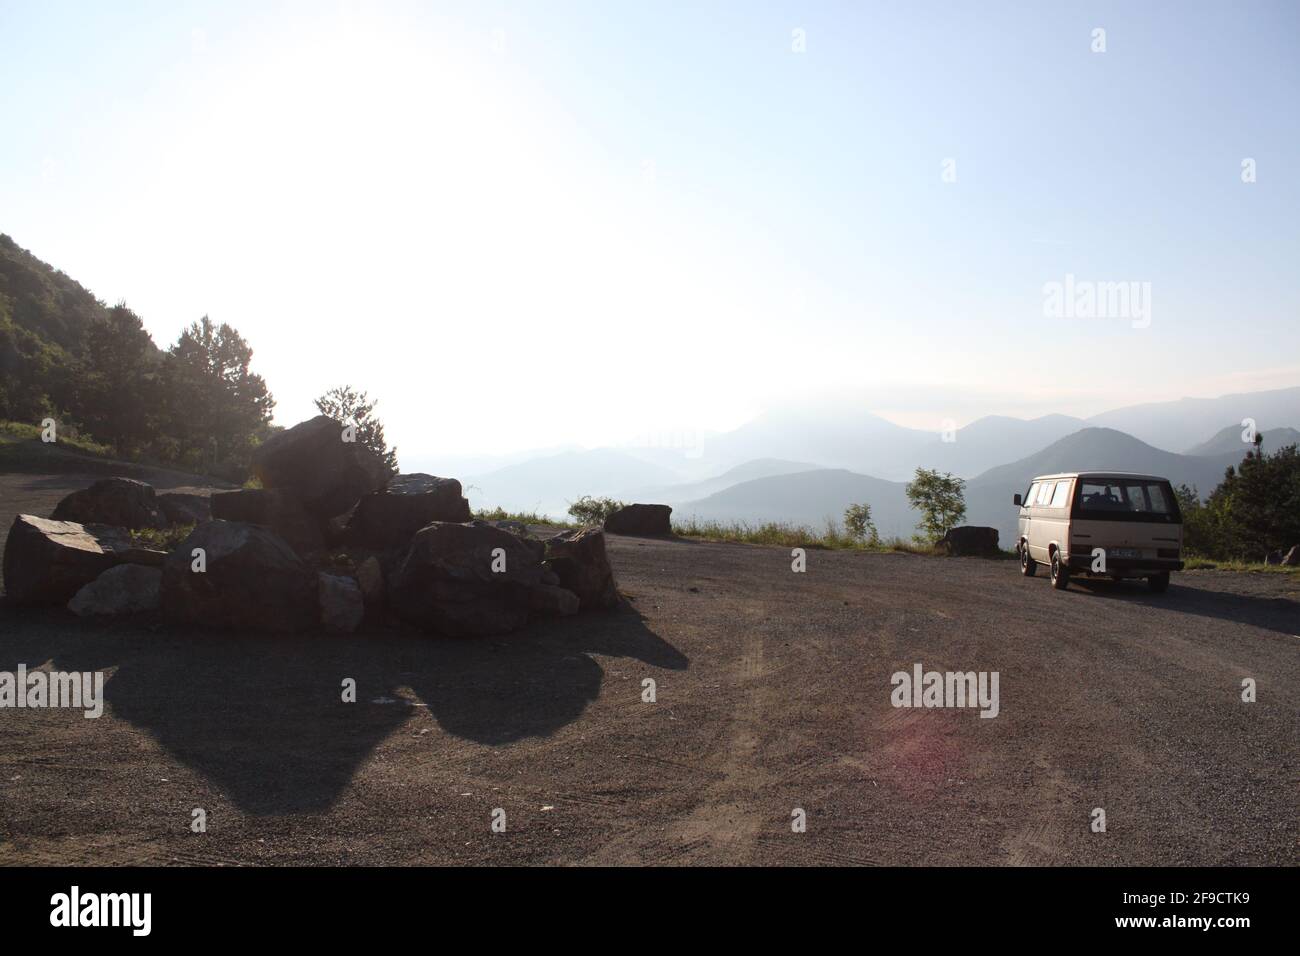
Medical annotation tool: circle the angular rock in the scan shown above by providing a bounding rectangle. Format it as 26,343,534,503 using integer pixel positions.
356,555,385,607
160,521,319,632
938,526,1000,557
51,477,166,530
158,492,210,526
210,489,324,552
388,522,546,636
345,473,471,548
528,584,580,617
603,503,672,536
69,564,162,617
318,572,365,633
251,415,389,520
3,515,140,606
544,527,620,610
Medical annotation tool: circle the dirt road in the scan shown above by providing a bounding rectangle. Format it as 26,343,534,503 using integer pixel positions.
0,464,1296,865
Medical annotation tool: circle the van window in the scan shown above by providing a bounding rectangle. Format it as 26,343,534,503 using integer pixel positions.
1075,479,1182,523
1036,481,1055,506
1049,480,1072,509
1024,482,1039,506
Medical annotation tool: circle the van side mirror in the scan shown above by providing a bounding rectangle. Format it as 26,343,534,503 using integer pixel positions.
1013,494,1023,506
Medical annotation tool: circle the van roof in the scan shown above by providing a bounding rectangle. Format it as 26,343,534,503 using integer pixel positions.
1029,472,1171,482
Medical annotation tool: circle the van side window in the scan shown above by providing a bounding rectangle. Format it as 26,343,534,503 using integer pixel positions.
1049,480,1071,509
1024,482,1039,506
1036,481,1055,506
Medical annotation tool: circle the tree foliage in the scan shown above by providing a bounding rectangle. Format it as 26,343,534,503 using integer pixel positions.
843,502,879,544
314,385,399,476
1180,443,1300,560
905,467,967,542
567,495,625,525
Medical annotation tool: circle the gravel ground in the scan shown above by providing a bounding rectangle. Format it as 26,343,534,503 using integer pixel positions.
0,466,1296,865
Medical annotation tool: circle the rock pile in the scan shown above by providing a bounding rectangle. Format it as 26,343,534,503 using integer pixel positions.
1,416,621,638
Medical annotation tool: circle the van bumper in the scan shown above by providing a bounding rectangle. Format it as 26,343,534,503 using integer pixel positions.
1067,556,1184,575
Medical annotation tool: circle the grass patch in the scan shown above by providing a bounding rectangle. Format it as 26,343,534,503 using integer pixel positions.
130,524,194,551
1183,555,1300,575
671,517,938,553
474,506,578,528
0,420,111,455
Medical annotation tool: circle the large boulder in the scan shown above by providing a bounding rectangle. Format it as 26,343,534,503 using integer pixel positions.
160,521,319,632
544,527,620,609
388,522,548,637
938,526,1000,557
603,503,672,536
51,477,166,530
251,415,389,520
344,473,471,548
158,492,211,527
318,572,365,633
69,564,162,617
210,489,324,552
2,515,145,606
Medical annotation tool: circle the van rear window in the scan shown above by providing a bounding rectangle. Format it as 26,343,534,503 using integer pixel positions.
1074,480,1181,522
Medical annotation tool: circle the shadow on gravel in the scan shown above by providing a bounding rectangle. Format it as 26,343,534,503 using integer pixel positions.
1071,579,1300,637
0,603,685,816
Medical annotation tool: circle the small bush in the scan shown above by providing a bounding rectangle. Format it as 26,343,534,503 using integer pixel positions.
130,524,194,551
567,495,625,525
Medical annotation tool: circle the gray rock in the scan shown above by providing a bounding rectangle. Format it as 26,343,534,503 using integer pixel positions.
603,503,672,536
210,488,324,552
1264,550,1283,566
2,515,140,606
356,555,385,607
1283,545,1300,567
528,584,580,617
318,572,365,633
938,526,1000,557
160,521,319,632
158,492,210,526
388,521,546,636
252,415,389,520
545,527,620,610
52,477,166,530
68,564,162,617
344,473,471,548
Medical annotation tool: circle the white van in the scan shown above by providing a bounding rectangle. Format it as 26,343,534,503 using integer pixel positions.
1014,472,1184,592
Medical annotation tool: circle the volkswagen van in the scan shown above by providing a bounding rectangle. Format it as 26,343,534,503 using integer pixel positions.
1013,472,1184,592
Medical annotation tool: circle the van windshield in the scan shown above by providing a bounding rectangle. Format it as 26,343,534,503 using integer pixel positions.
1073,479,1181,522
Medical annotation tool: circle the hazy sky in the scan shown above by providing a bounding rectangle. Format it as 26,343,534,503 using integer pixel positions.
2,0,1297,456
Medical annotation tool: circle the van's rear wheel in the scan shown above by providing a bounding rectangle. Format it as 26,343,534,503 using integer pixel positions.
1147,572,1170,593
1020,542,1037,576
1050,550,1070,590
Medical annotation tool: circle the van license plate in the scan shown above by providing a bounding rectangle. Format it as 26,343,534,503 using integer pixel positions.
1109,548,1139,559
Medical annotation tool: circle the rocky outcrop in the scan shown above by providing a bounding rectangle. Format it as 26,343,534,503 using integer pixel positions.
318,572,364,633
158,492,210,526
344,473,471,547
3,515,145,606
68,564,162,617
210,489,324,553
252,415,389,520
51,477,166,530
160,521,319,632
388,522,548,637
544,527,620,610
938,526,1000,557
603,503,672,536
356,555,385,609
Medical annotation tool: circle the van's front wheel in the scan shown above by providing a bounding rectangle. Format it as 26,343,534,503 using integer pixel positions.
1147,572,1170,593
1020,542,1037,577
1050,550,1070,590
